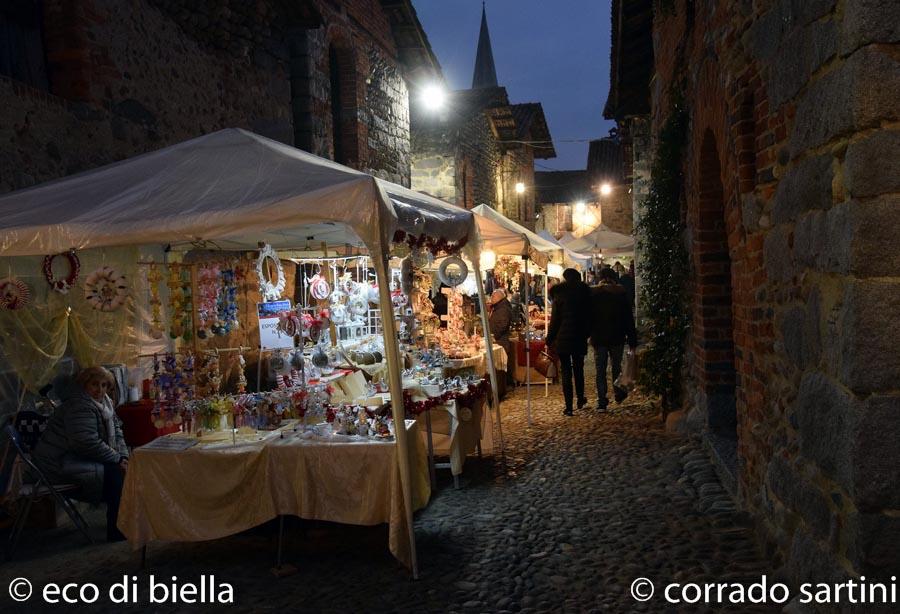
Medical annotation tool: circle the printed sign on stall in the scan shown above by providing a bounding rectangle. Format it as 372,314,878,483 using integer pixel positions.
257,300,294,350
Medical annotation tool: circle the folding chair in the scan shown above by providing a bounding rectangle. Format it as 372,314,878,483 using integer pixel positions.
2,424,94,559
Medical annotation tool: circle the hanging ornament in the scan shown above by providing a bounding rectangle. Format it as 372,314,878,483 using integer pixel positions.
196,263,220,339
0,277,31,310
349,295,368,317
438,256,469,287
83,265,128,311
236,352,247,394
308,273,331,301
256,244,285,301
146,263,164,339
43,250,80,294
214,264,239,335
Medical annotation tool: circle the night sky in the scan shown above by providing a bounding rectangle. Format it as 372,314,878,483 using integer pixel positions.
413,0,615,172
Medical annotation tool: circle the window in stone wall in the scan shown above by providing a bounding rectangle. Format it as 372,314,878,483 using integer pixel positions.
0,0,49,90
328,43,359,167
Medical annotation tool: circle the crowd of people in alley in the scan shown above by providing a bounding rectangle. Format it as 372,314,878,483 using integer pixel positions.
487,263,638,416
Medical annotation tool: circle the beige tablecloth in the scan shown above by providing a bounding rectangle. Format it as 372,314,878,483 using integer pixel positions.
118,420,430,568
418,398,487,476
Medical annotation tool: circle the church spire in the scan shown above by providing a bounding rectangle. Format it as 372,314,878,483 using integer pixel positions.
471,2,498,89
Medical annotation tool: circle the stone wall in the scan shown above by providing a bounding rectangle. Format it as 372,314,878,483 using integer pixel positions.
597,187,632,236
651,0,900,584
0,0,412,194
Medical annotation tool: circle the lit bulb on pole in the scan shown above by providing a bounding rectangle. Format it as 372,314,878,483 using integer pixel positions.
599,182,612,196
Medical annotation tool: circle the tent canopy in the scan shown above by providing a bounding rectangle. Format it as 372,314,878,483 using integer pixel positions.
471,204,564,270
562,224,634,253
0,129,475,256
536,229,592,269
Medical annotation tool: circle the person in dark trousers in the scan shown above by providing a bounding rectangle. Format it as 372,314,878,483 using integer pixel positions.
589,267,638,411
619,262,636,309
547,268,591,415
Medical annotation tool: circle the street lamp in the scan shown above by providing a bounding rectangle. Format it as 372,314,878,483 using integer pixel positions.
599,182,612,196
515,182,525,194
420,83,446,112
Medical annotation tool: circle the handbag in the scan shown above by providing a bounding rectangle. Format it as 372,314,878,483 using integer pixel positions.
535,350,558,379
615,347,637,389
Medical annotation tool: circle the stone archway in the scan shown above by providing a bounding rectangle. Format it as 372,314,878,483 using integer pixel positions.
692,130,737,435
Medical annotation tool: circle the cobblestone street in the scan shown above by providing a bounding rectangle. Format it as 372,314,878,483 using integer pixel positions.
3,358,779,613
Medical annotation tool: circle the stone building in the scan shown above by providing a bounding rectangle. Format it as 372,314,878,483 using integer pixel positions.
410,5,554,228
608,0,900,585
0,0,441,194
534,137,631,238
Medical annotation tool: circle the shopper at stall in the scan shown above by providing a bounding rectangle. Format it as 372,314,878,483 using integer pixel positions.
32,366,130,541
589,267,638,411
547,268,591,416
488,289,514,385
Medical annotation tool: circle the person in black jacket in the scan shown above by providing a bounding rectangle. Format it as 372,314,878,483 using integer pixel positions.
33,367,130,541
547,268,591,415
589,267,638,410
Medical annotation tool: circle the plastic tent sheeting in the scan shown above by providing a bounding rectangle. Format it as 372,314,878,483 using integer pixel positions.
0,128,474,257
536,229,592,269
563,224,634,254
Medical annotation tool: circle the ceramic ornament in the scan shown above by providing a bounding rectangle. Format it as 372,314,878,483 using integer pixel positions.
0,277,31,310
349,295,368,317
256,244,286,301
438,256,469,287
308,273,331,301
84,265,129,311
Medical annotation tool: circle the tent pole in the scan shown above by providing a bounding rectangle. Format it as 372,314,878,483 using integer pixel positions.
524,257,532,426
471,251,504,455
372,249,418,579
544,274,549,398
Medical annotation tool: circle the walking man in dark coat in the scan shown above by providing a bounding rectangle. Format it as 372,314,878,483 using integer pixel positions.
547,268,591,415
589,267,638,411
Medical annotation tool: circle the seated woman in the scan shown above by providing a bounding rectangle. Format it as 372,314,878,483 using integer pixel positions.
32,366,129,542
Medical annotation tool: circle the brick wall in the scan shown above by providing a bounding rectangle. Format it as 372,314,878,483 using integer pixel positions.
0,0,412,194
651,0,900,583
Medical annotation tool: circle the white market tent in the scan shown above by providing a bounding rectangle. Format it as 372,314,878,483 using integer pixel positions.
562,224,634,254
0,128,501,578
536,229,592,270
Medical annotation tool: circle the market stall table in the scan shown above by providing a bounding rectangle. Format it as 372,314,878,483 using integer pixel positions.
118,419,430,568
442,343,508,378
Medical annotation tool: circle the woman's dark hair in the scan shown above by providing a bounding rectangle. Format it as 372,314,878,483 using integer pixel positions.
600,266,618,281
562,268,581,283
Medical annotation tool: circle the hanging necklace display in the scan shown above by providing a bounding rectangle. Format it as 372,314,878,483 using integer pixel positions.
43,250,80,293
167,264,193,341
84,265,129,311
0,277,31,310
146,263,164,338
197,351,222,397
256,244,286,301
196,263,221,339
151,353,189,428
214,264,239,335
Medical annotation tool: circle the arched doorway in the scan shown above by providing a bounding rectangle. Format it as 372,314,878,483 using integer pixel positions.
692,131,737,434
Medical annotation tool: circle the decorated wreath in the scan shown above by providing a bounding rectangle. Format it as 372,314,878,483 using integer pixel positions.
84,265,129,311
438,256,469,287
0,277,31,310
256,244,286,301
43,250,80,294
